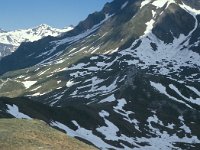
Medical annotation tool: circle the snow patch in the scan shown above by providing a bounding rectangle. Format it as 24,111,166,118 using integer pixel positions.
99,94,116,103
140,0,152,9
22,81,37,89
150,81,193,108
6,104,31,119
66,80,74,87
169,84,200,105
51,121,115,150
144,19,155,35
97,110,119,141
186,86,200,97
121,1,129,10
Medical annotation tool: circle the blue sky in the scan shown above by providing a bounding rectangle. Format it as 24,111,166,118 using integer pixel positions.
0,0,112,30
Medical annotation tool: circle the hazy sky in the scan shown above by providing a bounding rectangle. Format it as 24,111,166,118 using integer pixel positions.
0,0,112,30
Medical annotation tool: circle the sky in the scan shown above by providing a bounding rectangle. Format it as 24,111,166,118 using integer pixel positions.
0,0,112,31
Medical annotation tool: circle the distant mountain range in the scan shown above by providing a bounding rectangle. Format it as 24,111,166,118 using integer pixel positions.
0,24,73,58
0,0,200,149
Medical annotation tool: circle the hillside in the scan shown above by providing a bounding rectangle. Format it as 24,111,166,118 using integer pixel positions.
0,119,96,150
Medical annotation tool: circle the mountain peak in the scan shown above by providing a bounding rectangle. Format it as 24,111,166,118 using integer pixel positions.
33,24,52,30
38,23,50,27
0,24,73,58
0,28,6,33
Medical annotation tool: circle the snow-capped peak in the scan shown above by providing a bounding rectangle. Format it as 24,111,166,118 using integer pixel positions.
37,24,50,28
0,24,73,46
32,24,51,31
0,24,73,58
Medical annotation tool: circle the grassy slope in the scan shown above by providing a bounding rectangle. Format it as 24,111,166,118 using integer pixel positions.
0,119,97,150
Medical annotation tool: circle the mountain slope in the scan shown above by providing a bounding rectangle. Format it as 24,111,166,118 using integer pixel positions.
0,0,200,149
0,119,96,150
0,0,199,97
0,24,73,58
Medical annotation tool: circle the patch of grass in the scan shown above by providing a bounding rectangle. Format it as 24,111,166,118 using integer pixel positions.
0,119,97,150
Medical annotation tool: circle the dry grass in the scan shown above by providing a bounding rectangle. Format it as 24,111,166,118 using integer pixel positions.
0,119,97,150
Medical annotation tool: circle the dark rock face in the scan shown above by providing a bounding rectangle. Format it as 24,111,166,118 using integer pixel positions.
188,15,200,54
152,4,195,43
0,37,54,75
182,0,200,9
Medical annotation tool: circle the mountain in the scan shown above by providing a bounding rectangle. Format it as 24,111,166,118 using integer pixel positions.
0,24,73,59
0,29,6,33
0,0,200,149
